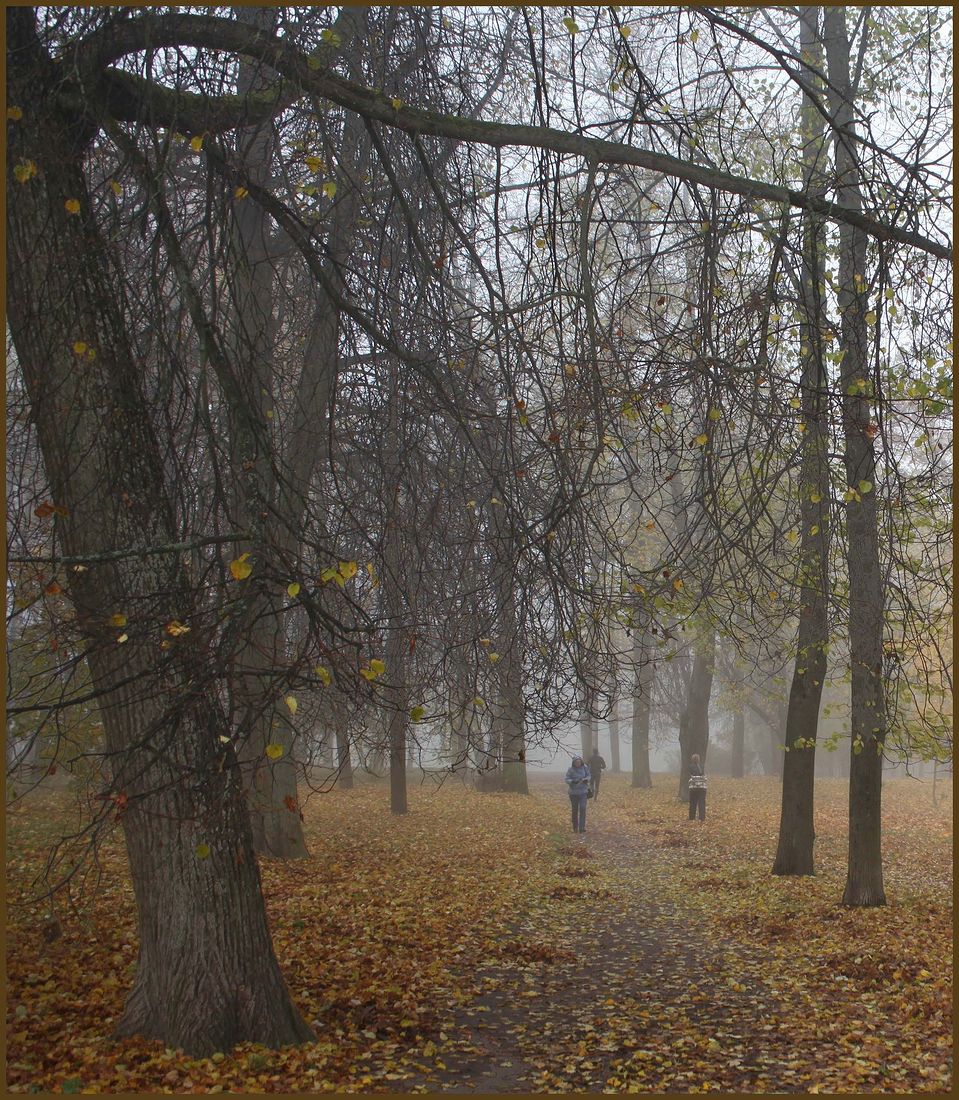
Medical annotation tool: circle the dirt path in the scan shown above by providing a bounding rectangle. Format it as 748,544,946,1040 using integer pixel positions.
395,781,784,1094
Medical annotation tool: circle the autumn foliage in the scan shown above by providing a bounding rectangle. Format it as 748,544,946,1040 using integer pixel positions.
6,774,952,1093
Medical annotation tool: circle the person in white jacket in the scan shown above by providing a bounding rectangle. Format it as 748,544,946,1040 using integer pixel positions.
688,753,707,821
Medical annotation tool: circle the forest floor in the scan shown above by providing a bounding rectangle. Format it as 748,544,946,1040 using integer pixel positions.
5,772,952,1094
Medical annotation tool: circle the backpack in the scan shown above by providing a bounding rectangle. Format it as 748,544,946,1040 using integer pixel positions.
688,773,707,790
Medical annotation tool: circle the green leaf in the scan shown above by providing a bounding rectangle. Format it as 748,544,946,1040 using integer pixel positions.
563,17,579,34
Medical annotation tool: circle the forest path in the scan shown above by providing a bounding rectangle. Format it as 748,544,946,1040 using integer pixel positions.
400,778,781,1094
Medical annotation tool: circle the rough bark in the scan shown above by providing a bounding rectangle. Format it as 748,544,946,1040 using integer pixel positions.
491,512,528,794
5,8,311,1050
677,635,715,799
730,709,745,779
608,694,622,774
226,6,307,860
334,726,354,789
630,626,654,788
774,6,831,877
823,7,887,906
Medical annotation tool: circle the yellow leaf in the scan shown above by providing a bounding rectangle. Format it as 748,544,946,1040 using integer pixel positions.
109,179,122,196
633,583,646,595
284,695,297,715
72,341,88,356
287,582,301,598
234,186,248,200
359,668,377,682
7,105,23,121
265,743,284,761
619,26,631,38
13,160,36,184
322,180,337,199
690,28,700,43
304,154,324,172
315,665,332,686
189,135,204,152
165,620,190,636
116,633,129,644
785,529,799,544
789,397,802,409
693,434,708,446
195,842,211,860
488,652,500,663
672,578,684,591
479,638,491,646
809,490,822,503
535,238,547,249
473,696,485,708
230,554,252,581
390,97,404,110
810,525,819,535
321,28,342,47
410,705,426,722
563,17,579,34
708,407,722,420
369,658,386,676
64,197,81,216
109,613,127,628
338,560,358,581
768,590,779,600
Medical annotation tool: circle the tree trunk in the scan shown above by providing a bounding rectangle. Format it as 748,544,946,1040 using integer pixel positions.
222,5,309,861
823,7,887,906
677,635,715,798
335,726,354,789
492,511,528,794
387,626,409,815
730,709,745,778
608,695,621,774
5,10,311,1049
630,626,654,788
774,5,831,876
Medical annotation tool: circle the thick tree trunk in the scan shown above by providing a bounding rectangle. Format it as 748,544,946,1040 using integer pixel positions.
730,709,745,778
774,5,831,876
631,628,654,788
498,643,529,794
677,635,715,798
579,688,597,759
335,726,354,789
824,7,887,906
492,513,528,794
225,6,308,861
608,695,621,774
5,10,311,1049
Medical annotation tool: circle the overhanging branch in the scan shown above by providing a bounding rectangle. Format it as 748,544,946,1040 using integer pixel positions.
76,12,952,262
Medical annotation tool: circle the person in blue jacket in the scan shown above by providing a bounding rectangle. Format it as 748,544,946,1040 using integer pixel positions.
565,755,592,834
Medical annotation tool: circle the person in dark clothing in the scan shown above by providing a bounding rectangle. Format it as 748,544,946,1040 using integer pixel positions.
565,756,591,833
587,748,607,800
688,753,707,821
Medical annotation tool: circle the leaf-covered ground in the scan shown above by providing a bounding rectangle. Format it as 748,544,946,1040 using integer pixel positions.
5,772,952,1093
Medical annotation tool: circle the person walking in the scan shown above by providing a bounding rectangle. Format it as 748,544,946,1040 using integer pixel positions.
565,755,592,834
688,753,707,821
587,747,607,800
